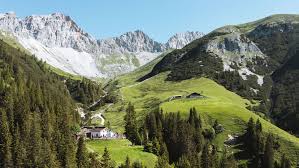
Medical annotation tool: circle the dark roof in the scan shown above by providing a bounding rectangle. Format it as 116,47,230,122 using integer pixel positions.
189,92,201,95
94,126,105,129
91,127,106,132
186,92,202,97
82,126,93,129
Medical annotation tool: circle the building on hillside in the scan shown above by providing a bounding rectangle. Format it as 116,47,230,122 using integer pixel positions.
186,92,203,99
77,126,120,139
168,95,183,101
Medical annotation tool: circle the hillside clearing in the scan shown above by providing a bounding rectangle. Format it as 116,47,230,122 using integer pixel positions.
86,139,157,167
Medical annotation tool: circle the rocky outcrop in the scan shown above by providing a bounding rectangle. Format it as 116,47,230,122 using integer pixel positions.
166,31,204,49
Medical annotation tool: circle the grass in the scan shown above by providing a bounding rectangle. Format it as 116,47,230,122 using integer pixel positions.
0,30,30,54
46,64,83,80
96,46,299,163
86,139,157,167
116,50,170,87
102,70,299,163
161,98,299,161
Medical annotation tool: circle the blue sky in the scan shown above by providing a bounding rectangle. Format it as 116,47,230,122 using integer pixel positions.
1,0,299,42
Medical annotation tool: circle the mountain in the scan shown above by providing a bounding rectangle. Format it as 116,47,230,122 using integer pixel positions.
95,15,299,167
0,12,101,77
165,31,204,49
96,30,204,77
0,12,203,78
139,14,299,135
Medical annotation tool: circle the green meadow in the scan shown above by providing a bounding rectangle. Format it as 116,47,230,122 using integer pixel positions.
86,139,157,168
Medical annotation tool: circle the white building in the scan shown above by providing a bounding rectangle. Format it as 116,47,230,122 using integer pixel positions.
82,126,117,139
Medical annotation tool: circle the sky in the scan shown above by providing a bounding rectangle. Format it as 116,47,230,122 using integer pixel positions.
1,0,299,42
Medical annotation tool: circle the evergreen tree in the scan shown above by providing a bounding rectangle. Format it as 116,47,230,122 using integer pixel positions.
263,134,274,168
201,143,211,168
220,148,238,168
142,125,148,146
40,139,59,168
76,137,88,168
12,125,25,168
210,145,219,168
124,103,141,145
28,113,42,167
280,154,291,168
152,137,161,155
175,154,191,168
131,161,143,168
89,152,102,168
0,108,13,168
124,155,131,168
101,147,114,168
155,154,171,168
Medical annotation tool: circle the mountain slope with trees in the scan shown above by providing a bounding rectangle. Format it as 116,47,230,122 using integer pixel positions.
139,14,299,135
0,38,80,167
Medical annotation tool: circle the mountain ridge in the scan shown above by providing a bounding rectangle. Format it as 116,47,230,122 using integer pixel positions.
0,12,204,78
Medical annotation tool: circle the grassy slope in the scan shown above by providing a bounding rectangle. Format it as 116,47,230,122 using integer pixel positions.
86,139,157,167
102,53,299,163
46,64,83,80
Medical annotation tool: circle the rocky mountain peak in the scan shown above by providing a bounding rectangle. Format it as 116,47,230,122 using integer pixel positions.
0,12,204,77
0,12,98,53
116,30,164,52
166,31,204,49
97,30,165,54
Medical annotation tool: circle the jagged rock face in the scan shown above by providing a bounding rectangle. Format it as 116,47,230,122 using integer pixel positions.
0,12,99,53
0,12,204,77
98,30,203,54
97,30,165,54
96,30,204,77
205,31,266,68
166,31,204,49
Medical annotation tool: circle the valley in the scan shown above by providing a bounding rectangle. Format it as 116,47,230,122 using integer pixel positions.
0,8,299,168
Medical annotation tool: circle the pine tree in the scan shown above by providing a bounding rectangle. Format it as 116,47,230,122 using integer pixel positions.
263,134,274,168
159,142,169,158
280,154,291,168
210,145,219,168
152,137,161,155
132,161,143,168
12,125,25,168
201,143,211,168
155,154,171,168
142,125,148,146
125,155,131,168
76,137,88,168
124,103,141,145
0,108,13,168
89,152,102,168
245,117,257,156
176,154,191,168
101,147,114,168
40,139,59,168
188,108,195,127
28,113,43,167
220,148,238,168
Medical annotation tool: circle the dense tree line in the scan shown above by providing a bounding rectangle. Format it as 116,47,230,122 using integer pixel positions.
123,102,297,168
124,103,238,168
65,77,104,107
0,40,81,167
240,118,293,168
